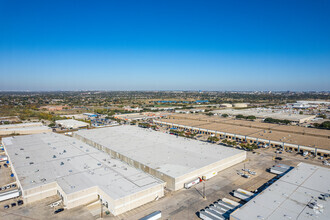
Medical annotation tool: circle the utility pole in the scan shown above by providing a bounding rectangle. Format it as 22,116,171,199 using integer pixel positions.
100,198,103,218
203,181,206,200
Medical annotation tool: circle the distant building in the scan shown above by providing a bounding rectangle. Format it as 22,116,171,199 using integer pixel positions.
55,119,89,129
0,122,51,135
82,113,98,118
220,103,233,108
233,103,249,108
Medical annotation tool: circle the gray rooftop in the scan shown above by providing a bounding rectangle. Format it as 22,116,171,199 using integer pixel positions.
55,119,89,128
231,163,330,220
2,133,164,200
75,125,244,178
212,108,315,121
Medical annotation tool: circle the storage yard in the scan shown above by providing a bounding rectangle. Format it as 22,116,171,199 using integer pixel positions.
0,122,51,135
2,133,165,216
230,163,330,220
156,114,330,154
74,126,246,191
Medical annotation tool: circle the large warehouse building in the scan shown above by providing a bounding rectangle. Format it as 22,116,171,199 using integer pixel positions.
230,163,330,220
74,126,246,191
0,122,51,135
2,133,165,216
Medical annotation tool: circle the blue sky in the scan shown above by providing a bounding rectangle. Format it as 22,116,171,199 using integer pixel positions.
0,0,329,91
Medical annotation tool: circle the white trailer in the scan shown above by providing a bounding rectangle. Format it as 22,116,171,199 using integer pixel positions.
184,177,201,189
0,155,8,161
233,188,254,201
0,189,20,202
202,171,217,180
205,208,225,220
139,211,161,220
199,210,221,220
222,198,240,207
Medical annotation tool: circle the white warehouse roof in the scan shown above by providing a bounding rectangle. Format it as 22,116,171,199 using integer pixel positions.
55,119,89,129
2,133,164,215
74,125,246,190
230,163,330,220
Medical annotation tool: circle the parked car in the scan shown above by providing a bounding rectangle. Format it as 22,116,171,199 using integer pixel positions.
11,203,16,207
54,208,64,214
17,200,24,206
4,205,9,209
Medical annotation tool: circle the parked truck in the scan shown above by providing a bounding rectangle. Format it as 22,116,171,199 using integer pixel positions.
233,188,255,201
0,155,8,162
0,189,21,202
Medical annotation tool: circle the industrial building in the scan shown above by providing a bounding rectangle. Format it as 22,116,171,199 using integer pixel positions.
0,122,51,135
114,112,172,122
211,108,316,123
230,163,330,220
2,133,165,216
156,115,330,157
74,126,246,191
55,119,89,129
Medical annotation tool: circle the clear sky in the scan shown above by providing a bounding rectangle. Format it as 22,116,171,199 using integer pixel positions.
0,0,329,91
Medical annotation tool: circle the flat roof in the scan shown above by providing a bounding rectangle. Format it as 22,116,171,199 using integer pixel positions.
55,119,89,128
75,125,244,179
2,133,164,200
0,122,43,129
212,108,315,121
231,163,330,220
161,115,330,150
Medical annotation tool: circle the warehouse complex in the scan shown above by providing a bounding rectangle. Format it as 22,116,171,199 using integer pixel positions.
0,122,51,135
211,108,315,123
74,126,246,191
156,114,330,157
230,163,330,220
2,133,165,216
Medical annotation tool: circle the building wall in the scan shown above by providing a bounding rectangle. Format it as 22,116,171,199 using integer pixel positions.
174,151,246,190
23,182,58,204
